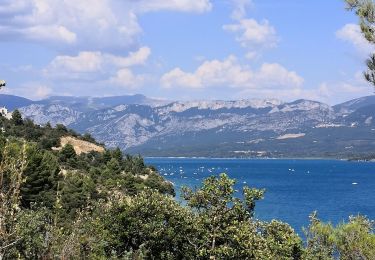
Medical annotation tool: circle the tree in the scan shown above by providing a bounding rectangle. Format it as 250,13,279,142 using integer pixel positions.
82,133,96,143
21,146,59,209
99,189,196,259
11,110,23,126
59,144,76,162
111,148,123,163
346,0,375,86
0,140,27,259
55,124,68,133
304,211,375,259
59,171,94,218
181,173,302,259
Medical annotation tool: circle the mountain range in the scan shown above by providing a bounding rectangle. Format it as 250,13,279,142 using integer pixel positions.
1,94,375,158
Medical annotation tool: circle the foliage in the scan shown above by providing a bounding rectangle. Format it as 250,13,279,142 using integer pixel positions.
182,173,302,259
0,138,27,259
21,145,59,208
11,109,23,126
304,211,375,259
0,116,176,258
52,174,302,259
346,0,375,86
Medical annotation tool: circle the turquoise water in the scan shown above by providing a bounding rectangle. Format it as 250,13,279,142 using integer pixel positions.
145,158,375,233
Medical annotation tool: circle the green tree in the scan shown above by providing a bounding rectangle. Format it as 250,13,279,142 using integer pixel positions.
98,189,196,259
14,208,54,259
55,124,68,133
346,0,375,86
182,173,302,259
0,140,27,259
82,133,96,143
59,144,76,162
303,212,375,259
11,110,23,126
112,147,123,163
106,158,122,175
59,171,94,218
21,146,59,209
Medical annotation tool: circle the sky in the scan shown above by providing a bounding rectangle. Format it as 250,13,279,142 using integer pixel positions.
0,0,374,104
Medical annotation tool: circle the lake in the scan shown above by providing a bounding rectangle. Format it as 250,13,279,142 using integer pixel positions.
145,158,375,234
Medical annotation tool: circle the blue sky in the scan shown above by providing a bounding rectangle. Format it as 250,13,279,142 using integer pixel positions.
0,0,374,104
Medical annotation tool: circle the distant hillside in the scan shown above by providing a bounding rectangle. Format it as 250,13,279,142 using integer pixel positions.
6,93,375,158
37,94,170,111
333,95,375,114
0,94,33,110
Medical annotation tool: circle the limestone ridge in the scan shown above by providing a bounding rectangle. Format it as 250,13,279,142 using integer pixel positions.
2,94,375,157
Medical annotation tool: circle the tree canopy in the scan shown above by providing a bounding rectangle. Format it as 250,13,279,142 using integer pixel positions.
346,0,375,86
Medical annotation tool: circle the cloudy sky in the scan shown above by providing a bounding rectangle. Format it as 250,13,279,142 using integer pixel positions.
0,0,374,104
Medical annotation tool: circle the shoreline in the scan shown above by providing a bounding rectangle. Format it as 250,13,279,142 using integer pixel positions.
144,156,375,162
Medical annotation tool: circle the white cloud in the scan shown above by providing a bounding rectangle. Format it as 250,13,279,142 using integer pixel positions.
310,71,373,104
0,0,139,50
25,25,77,44
135,0,212,13
109,47,151,67
0,0,212,51
34,84,52,99
161,68,203,89
305,82,371,105
223,19,278,58
44,47,151,80
161,56,304,91
231,0,253,20
109,69,147,89
47,52,103,75
3,82,52,100
255,63,304,88
336,23,374,56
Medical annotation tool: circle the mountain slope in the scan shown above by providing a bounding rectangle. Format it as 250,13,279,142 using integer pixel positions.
0,94,33,110
8,94,375,158
334,95,375,114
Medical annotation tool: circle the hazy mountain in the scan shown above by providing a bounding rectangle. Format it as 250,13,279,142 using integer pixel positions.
333,95,375,114
5,94,375,158
37,94,170,111
0,94,33,110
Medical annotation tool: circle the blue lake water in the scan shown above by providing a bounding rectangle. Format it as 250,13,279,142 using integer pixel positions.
145,158,375,234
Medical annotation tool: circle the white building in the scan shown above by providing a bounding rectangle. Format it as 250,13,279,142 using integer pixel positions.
0,107,12,120
0,80,5,88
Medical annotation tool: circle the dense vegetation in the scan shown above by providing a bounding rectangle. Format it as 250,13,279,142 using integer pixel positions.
0,111,374,259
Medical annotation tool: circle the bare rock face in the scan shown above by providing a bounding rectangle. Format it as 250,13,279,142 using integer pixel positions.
53,136,105,155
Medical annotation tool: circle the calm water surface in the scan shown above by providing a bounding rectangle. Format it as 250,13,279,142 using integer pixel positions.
145,158,375,233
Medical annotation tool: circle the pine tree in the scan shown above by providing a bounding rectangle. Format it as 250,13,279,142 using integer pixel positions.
11,110,23,126
346,0,375,86
59,144,76,162
20,146,59,209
